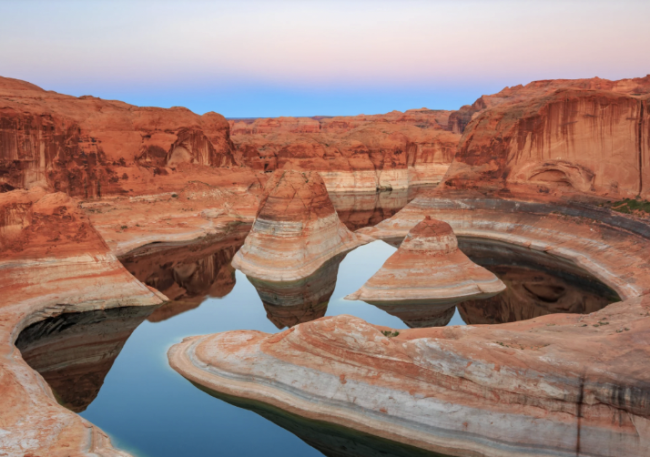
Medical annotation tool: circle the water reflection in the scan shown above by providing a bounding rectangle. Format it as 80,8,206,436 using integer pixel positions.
15,306,157,413
120,234,246,322
248,253,347,329
198,386,450,457
371,303,456,328
331,191,408,231
457,238,619,324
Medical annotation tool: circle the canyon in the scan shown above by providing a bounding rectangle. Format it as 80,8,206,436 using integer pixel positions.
2,74,650,456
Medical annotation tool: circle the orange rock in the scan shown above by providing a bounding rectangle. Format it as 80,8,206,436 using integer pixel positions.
0,188,164,455
232,170,368,281
443,89,650,200
0,76,246,198
346,216,505,305
229,110,460,192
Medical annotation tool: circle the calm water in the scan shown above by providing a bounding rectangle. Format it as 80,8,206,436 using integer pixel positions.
16,209,620,457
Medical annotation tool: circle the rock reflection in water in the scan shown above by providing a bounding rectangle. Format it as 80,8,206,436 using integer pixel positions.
196,386,448,457
457,238,619,325
15,306,157,413
331,191,408,231
248,253,347,329
120,232,246,322
372,303,456,328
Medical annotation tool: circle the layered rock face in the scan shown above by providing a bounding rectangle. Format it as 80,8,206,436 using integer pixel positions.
231,170,367,281
448,74,650,134
443,88,650,199
170,300,650,457
230,110,460,192
0,76,245,197
16,306,155,413
346,216,505,305
0,188,164,456
248,253,346,330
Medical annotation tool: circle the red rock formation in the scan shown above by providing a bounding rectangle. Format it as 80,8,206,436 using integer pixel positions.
346,216,505,305
442,89,650,200
229,110,460,191
0,188,164,456
170,298,650,457
232,170,368,281
0,76,246,198
448,75,650,134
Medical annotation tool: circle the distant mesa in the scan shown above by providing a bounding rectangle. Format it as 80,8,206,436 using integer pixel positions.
232,170,369,281
346,216,505,305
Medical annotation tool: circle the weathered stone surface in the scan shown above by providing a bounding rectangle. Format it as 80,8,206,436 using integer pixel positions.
0,76,244,197
232,170,368,281
346,216,505,305
170,300,650,457
0,188,164,456
448,75,650,134
330,190,410,231
371,303,456,328
443,89,650,199
230,110,460,192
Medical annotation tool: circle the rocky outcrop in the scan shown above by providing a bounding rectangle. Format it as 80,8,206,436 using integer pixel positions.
230,110,460,192
16,306,155,413
330,190,410,231
346,216,505,305
0,76,244,197
443,89,650,199
231,170,367,281
371,303,457,328
0,188,165,456
170,300,650,457
248,253,346,329
448,75,650,134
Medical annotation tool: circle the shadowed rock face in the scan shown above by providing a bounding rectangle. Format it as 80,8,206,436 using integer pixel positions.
372,303,456,329
232,170,367,281
331,191,410,231
346,217,505,305
119,232,247,322
16,306,157,413
248,253,347,329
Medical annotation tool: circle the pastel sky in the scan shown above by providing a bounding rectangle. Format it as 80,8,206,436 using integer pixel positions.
1,0,649,117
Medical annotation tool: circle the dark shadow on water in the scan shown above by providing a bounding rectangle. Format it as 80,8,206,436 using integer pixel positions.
191,381,454,457
15,306,157,413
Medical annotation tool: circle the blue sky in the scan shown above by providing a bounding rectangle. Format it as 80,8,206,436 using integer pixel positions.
1,0,648,117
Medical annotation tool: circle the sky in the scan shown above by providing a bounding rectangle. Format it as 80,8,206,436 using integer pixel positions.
1,0,649,117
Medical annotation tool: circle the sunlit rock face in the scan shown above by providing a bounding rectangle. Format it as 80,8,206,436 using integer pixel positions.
346,216,505,305
170,299,650,457
119,232,247,322
443,88,650,200
229,110,460,192
248,253,346,329
16,306,155,413
0,76,244,197
447,75,650,134
232,170,367,281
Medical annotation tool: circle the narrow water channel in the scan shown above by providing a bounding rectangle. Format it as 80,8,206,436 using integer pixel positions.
16,207,620,457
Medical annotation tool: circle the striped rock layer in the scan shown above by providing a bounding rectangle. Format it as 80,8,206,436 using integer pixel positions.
346,216,505,305
231,170,367,281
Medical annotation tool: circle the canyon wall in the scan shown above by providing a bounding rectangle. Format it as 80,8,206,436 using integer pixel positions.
442,89,650,199
0,76,245,198
229,109,460,191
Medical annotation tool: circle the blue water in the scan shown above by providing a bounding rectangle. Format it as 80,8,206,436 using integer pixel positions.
76,241,465,457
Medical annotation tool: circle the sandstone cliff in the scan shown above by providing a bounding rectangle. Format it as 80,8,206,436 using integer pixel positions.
0,76,244,198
